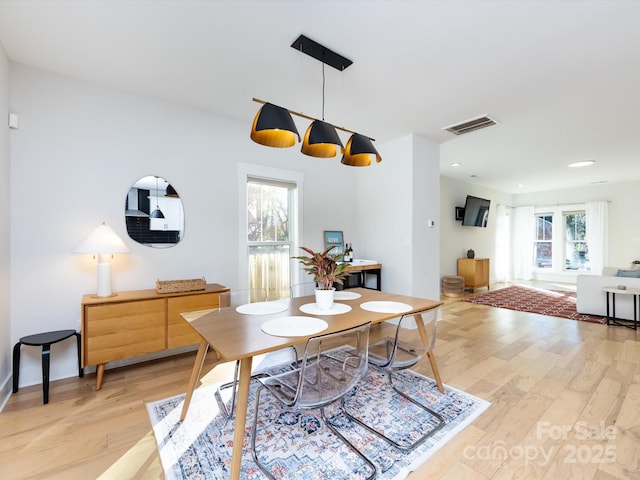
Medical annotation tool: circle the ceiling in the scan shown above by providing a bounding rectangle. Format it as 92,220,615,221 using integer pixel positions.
1,0,639,194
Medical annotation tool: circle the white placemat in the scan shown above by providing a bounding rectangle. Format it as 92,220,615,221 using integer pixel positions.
334,291,362,300
359,301,413,314
261,316,328,337
235,301,289,315
299,302,352,315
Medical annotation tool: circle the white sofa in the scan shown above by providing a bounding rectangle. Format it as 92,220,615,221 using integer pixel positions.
576,266,640,321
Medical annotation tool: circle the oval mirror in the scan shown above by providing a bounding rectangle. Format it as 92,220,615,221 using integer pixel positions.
125,176,184,248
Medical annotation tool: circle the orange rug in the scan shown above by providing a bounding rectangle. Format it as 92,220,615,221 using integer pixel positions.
462,285,607,324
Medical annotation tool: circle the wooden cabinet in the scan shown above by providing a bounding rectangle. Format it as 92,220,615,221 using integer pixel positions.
81,283,228,390
457,258,490,292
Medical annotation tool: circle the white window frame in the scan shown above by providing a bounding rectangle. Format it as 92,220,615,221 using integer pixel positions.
532,203,586,275
237,162,304,290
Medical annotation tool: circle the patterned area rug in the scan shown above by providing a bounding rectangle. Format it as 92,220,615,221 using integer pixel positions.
147,362,489,479
462,285,607,324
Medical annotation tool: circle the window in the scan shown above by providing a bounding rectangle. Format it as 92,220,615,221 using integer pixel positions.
532,206,590,273
534,214,553,268
564,212,588,271
247,177,296,300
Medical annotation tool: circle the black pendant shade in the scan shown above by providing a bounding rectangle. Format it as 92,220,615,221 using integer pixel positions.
165,184,179,197
301,120,344,158
250,102,300,148
341,134,382,167
150,209,165,219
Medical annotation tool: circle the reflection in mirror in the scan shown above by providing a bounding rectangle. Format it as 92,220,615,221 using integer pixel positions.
125,176,184,248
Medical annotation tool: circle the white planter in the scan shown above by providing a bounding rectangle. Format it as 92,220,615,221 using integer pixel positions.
315,288,335,310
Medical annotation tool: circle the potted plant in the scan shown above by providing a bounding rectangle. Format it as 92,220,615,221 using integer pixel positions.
293,246,350,309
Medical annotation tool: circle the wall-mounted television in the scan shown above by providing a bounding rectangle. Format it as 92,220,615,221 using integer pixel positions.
462,195,490,227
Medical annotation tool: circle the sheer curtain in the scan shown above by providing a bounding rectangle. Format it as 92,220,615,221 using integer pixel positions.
586,201,608,274
494,204,511,282
512,205,534,280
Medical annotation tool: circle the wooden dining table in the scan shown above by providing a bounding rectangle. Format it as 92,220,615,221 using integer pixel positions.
179,287,442,480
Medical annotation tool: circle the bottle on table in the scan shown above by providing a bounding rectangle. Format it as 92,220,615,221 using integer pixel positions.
346,243,353,262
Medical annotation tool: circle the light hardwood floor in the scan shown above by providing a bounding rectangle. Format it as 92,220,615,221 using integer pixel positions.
2,285,639,480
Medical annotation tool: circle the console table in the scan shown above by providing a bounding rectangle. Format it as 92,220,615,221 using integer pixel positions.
81,283,228,390
604,286,639,330
342,262,382,290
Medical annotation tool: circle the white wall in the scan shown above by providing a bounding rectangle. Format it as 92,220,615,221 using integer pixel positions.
356,135,413,293
411,135,440,299
7,63,362,388
439,175,512,281
0,43,10,407
356,134,441,301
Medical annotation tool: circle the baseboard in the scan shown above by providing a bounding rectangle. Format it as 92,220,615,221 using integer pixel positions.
0,373,12,413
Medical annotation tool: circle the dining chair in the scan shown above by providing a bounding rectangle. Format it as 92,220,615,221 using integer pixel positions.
341,307,445,451
214,288,267,418
251,322,376,480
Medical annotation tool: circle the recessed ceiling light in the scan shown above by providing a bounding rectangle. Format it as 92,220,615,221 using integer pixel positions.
568,160,595,168
517,184,524,188
450,162,461,167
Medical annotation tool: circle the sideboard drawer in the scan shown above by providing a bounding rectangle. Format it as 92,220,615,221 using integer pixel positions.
84,299,165,365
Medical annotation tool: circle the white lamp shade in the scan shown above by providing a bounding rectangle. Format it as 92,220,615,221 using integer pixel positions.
73,222,130,254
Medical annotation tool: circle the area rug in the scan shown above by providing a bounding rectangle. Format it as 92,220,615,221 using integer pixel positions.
462,285,607,324
147,363,490,480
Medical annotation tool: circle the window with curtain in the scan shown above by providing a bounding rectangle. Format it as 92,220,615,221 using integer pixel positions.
534,214,553,269
564,211,588,271
531,205,594,273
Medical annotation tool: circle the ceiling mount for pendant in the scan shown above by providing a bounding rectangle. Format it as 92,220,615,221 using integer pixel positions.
290,34,353,71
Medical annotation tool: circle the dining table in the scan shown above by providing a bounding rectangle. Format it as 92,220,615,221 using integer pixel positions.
178,287,443,480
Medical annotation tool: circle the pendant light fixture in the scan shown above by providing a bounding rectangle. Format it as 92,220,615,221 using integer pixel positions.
250,102,300,148
301,54,343,158
341,133,382,167
150,176,165,219
250,34,381,166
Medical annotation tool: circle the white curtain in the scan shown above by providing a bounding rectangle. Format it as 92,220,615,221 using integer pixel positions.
585,201,608,274
494,204,511,282
512,205,535,280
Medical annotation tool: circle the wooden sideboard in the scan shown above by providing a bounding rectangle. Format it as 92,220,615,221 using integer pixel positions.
81,283,229,390
457,258,490,292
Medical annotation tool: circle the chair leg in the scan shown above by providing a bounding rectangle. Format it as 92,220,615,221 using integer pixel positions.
215,360,241,419
217,346,299,419
341,370,445,451
251,385,377,480
41,343,52,404
321,408,377,480
75,333,84,378
12,342,21,393
250,385,277,480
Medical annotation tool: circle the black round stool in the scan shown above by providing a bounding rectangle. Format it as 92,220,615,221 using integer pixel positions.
13,329,83,404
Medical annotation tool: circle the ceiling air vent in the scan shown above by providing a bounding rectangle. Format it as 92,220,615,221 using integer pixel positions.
443,115,498,135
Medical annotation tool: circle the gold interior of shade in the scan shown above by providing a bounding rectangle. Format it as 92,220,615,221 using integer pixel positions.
301,123,343,158
341,134,382,166
250,106,299,148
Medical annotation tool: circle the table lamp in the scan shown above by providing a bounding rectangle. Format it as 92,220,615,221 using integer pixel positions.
73,222,130,297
